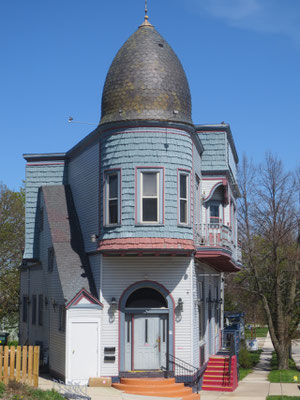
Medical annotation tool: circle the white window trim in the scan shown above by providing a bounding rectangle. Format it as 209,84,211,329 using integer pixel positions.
140,171,160,224
104,170,121,226
136,168,164,225
178,170,190,225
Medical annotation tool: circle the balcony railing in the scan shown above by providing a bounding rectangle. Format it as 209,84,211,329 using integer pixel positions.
195,223,242,263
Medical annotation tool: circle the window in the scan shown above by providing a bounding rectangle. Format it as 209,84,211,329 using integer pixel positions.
39,207,44,232
22,296,28,323
38,295,43,326
32,295,37,325
178,171,190,224
59,305,66,332
198,281,205,341
136,168,163,224
104,170,120,225
210,204,220,224
48,247,54,272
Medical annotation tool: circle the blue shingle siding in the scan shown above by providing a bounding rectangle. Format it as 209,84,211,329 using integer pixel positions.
24,163,66,259
100,127,194,240
197,132,227,171
68,141,100,253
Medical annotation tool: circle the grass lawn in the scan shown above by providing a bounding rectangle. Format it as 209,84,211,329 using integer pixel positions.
239,349,263,380
245,326,268,339
0,380,64,399
268,352,300,383
266,397,300,400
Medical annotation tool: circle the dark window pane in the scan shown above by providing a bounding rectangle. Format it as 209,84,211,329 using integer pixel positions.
143,198,157,221
32,295,37,325
125,287,167,308
180,199,187,223
109,174,118,199
38,295,43,326
109,199,118,224
180,174,187,198
210,205,219,217
143,173,157,196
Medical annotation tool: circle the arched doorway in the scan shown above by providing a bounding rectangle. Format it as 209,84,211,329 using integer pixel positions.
119,281,174,372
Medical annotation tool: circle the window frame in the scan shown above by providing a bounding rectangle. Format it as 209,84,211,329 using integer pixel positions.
48,247,54,273
39,207,44,232
177,169,191,225
22,296,28,323
38,295,43,326
208,201,222,225
198,281,205,341
104,169,121,227
136,167,164,225
32,295,37,325
59,305,66,332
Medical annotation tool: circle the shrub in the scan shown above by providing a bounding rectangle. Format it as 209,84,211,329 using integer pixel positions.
0,382,5,396
8,340,19,347
239,348,253,369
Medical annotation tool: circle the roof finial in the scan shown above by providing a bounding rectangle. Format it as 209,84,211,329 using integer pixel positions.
145,0,148,20
139,0,153,27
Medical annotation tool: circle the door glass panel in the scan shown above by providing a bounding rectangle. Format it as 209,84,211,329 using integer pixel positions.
145,319,148,343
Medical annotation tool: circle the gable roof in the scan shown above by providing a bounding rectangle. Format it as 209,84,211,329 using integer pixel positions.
66,288,103,309
42,184,98,303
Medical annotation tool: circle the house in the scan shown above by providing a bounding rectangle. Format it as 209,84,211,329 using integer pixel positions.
19,15,241,385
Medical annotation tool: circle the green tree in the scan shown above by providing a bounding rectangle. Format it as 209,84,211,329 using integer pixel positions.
238,154,300,369
0,183,25,330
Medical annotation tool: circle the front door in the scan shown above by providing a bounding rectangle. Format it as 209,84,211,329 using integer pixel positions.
134,314,166,370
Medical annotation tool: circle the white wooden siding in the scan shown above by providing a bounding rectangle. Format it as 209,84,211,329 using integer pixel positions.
101,256,193,376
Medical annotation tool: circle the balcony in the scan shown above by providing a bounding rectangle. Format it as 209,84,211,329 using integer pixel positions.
194,222,242,272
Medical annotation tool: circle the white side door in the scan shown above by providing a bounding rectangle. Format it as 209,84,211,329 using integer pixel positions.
70,321,99,384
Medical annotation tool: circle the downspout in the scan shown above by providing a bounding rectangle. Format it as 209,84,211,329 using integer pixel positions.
190,260,194,366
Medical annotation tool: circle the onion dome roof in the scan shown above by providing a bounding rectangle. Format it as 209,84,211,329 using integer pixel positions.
100,18,192,126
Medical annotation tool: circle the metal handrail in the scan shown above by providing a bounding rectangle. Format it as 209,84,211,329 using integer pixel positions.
166,354,201,393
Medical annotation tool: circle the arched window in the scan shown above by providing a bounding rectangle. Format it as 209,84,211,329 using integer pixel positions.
208,185,225,225
125,287,167,308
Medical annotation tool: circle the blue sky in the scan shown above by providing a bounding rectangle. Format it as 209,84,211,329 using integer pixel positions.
1,0,299,190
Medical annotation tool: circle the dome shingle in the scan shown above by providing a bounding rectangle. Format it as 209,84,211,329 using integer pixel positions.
100,21,192,126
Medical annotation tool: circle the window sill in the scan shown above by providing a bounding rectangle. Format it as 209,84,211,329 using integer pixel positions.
135,223,164,227
177,224,192,229
103,224,122,229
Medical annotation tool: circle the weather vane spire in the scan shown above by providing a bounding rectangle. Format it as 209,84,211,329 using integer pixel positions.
145,0,148,20
140,0,153,27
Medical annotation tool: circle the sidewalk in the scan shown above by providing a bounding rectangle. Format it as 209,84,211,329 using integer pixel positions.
39,376,179,400
38,336,300,400
200,334,300,400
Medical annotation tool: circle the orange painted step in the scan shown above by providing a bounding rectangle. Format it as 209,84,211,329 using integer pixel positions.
112,377,201,399
118,387,193,396
181,394,200,400
120,377,176,385
113,382,185,392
